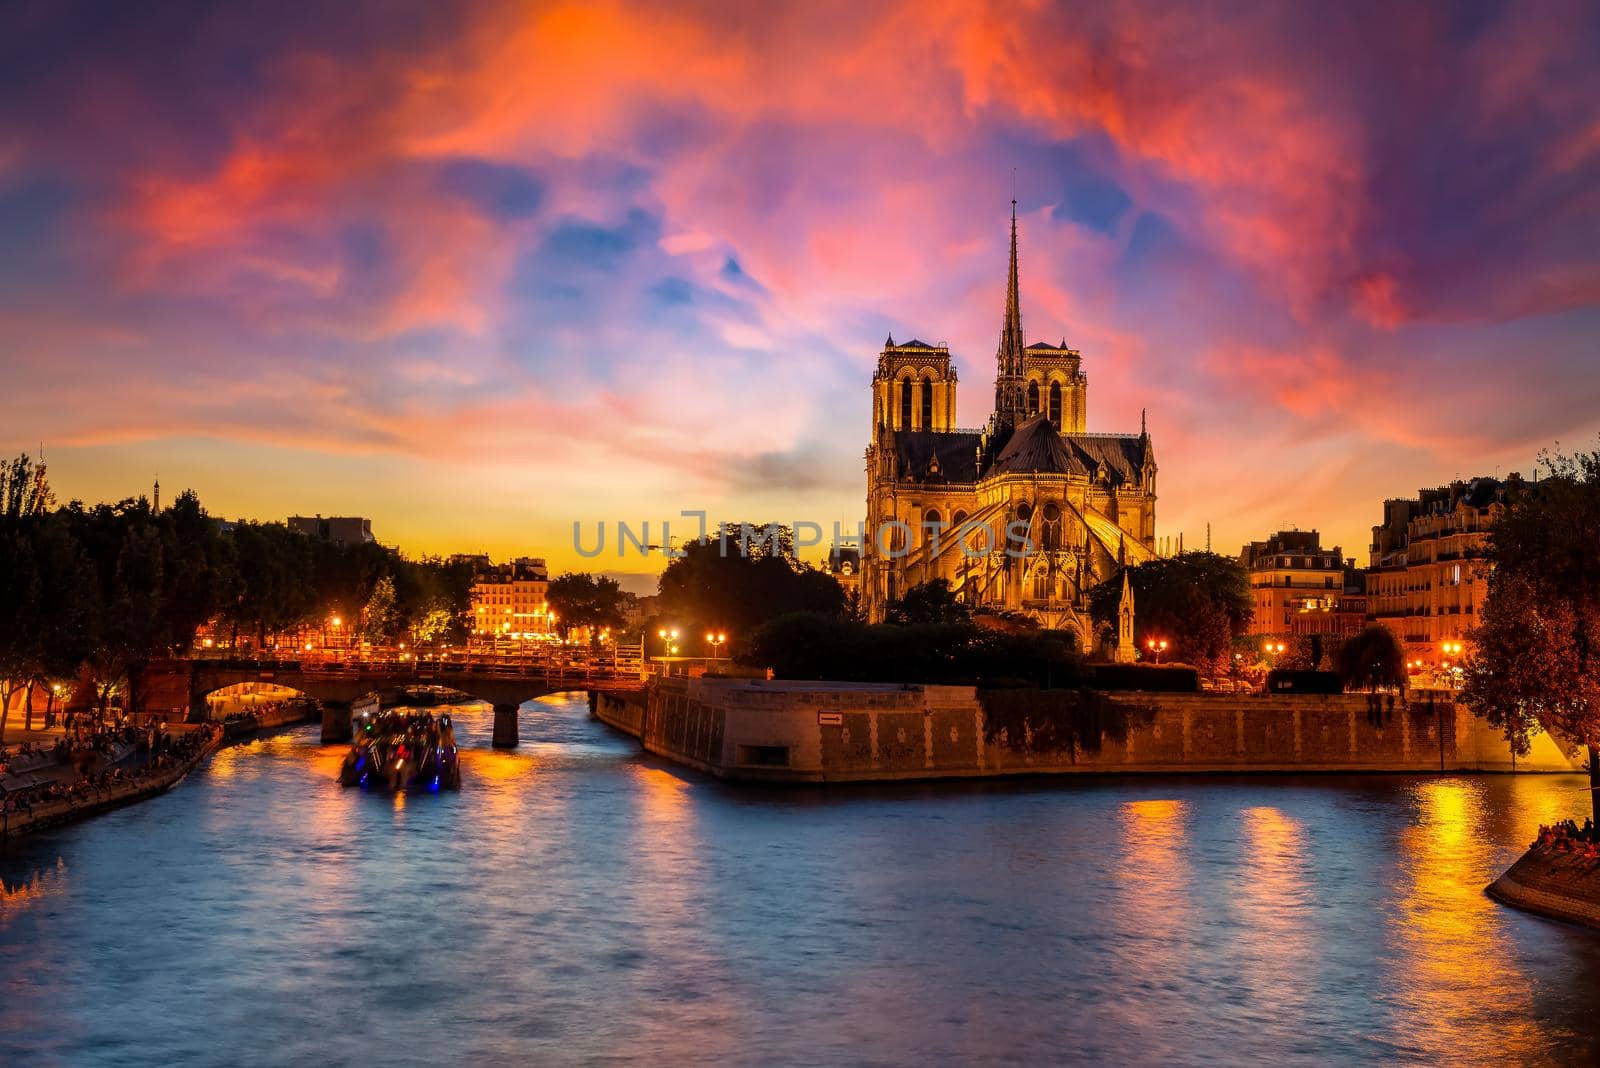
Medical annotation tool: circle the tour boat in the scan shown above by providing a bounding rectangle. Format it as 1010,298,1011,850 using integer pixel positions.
339,709,460,792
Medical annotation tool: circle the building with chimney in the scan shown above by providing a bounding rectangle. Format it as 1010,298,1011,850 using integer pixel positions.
1366,475,1523,661
1239,530,1348,637
287,515,375,547
464,556,554,642
860,204,1158,642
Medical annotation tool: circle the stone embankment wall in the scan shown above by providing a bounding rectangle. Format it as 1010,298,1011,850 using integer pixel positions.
1488,850,1600,931
592,679,1585,783
1,731,222,840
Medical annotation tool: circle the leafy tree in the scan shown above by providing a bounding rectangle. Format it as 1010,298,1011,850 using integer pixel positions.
1462,445,1600,821
657,524,843,648
547,572,627,643
361,575,399,643
0,454,55,739
1337,625,1405,693
887,579,971,626
410,604,457,644
740,612,1081,687
1088,552,1253,672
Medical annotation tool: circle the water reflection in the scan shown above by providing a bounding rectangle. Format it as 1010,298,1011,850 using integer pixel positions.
1389,779,1543,1060
1,700,1597,1065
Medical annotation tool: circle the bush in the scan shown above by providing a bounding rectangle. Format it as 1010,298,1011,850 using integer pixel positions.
740,612,1084,688
1264,669,1344,695
1086,664,1200,693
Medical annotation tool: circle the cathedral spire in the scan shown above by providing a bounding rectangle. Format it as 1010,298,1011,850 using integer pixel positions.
993,200,1028,429
1003,200,1022,357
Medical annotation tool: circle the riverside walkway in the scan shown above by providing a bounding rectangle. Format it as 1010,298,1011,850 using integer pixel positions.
1,724,221,841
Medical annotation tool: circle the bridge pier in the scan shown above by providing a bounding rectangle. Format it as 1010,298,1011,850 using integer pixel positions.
320,700,353,745
492,703,520,749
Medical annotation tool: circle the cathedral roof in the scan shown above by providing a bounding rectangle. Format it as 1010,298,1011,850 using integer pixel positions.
988,414,1076,474
986,414,1150,484
890,430,982,482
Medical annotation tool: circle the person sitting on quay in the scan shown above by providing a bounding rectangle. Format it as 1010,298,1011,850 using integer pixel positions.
1534,819,1599,857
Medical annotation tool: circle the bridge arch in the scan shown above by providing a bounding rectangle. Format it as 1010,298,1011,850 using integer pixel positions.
138,659,645,750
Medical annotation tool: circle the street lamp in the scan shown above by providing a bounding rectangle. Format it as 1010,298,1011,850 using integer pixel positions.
1145,637,1169,665
705,632,727,658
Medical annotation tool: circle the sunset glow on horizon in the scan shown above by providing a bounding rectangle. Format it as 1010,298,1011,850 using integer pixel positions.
4,1,1598,578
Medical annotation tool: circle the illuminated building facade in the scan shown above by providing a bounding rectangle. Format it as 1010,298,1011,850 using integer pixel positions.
1366,475,1523,661
467,556,554,641
1239,530,1348,637
861,205,1158,641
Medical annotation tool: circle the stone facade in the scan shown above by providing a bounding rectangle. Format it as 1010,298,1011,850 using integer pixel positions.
862,205,1157,641
1239,529,1354,638
1367,475,1524,661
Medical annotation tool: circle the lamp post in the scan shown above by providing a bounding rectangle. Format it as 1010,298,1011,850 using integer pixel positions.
1145,637,1169,665
705,632,727,659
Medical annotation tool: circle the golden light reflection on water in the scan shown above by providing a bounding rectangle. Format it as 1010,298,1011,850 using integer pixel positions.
1116,799,1192,945
0,856,68,926
1235,806,1313,999
1390,779,1544,1061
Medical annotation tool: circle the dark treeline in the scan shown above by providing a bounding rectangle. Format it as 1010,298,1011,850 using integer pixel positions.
0,456,471,735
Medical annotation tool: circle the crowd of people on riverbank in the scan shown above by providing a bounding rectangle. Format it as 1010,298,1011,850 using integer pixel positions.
0,723,220,827
216,697,309,727
1534,819,1598,857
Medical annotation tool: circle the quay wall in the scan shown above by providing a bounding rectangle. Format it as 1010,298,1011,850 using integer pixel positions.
1488,850,1600,931
1,730,222,841
592,680,1586,784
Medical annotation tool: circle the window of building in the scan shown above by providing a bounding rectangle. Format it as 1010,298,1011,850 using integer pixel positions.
921,376,933,429
1048,382,1062,426
922,508,944,545
1041,501,1061,551
1027,381,1040,415
900,376,912,427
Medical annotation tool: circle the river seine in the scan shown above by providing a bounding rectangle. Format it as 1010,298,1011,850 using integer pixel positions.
3,693,1598,1065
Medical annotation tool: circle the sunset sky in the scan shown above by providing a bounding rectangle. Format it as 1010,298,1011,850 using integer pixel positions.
3,1,1597,588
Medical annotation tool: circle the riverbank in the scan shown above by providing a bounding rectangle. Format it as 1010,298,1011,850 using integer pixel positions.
1488,842,1600,931
1,726,221,842
594,678,1586,783
220,699,317,741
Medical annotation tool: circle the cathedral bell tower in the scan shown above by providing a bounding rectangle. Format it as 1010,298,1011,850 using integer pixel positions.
871,336,958,445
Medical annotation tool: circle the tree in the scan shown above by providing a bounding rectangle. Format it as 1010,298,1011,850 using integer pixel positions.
1088,552,1253,672
361,575,399,643
887,579,970,626
0,454,53,740
1337,626,1405,693
1461,445,1600,823
546,572,626,643
656,524,844,648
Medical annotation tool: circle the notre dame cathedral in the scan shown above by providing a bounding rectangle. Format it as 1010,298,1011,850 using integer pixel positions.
861,204,1158,644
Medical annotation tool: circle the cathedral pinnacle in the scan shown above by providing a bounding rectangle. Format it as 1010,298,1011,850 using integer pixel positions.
993,201,1028,429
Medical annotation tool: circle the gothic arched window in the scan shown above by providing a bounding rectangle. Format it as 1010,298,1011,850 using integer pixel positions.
1041,501,1062,551
1027,381,1040,415
922,508,943,546
1048,382,1063,427
900,376,913,428
921,375,933,429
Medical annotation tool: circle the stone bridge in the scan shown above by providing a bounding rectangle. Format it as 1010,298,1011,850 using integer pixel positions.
137,657,647,748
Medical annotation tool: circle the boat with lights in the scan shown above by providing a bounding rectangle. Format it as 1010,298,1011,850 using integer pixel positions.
339,708,460,792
